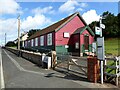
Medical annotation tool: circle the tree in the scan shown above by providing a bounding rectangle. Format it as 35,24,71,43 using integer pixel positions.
102,11,119,38
89,11,119,38
89,21,99,40
5,41,16,47
118,13,120,37
28,29,40,38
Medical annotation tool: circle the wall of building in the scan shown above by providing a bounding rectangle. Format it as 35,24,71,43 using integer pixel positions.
80,30,94,54
55,15,85,53
25,32,55,52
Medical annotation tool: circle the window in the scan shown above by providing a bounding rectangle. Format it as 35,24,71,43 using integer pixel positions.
63,32,69,38
47,33,52,45
31,39,33,47
75,42,79,49
28,40,30,47
25,41,27,47
40,36,44,46
35,38,38,46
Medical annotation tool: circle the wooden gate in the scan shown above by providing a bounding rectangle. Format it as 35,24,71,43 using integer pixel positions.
67,56,87,77
52,53,87,78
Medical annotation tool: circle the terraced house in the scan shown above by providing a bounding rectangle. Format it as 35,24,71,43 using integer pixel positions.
24,12,95,56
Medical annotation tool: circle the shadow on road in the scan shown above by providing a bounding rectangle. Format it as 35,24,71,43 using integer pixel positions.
44,67,88,83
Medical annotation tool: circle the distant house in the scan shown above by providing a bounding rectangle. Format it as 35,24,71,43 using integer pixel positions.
25,12,95,56
14,32,28,47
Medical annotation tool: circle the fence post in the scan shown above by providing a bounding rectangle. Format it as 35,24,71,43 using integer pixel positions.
51,51,56,69
104,57,107,81
119,56,120,75
67,57,72,71
115,57,118,86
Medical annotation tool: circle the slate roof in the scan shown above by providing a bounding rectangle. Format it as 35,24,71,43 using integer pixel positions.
73,26,95,36
73,26,85,34
27,12,88,40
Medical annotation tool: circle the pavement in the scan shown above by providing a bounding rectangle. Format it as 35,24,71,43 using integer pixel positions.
0,48,119,89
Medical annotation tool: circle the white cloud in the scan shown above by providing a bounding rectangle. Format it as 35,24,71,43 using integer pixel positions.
82,10,100,25
0,18,18,44
21,14,52,30
0,14,52,45
0,18,17,33
58,1,88,14
59,0,79,13
32,6,55,15
76,8,83,12
80,3,88,8
0,0,21,15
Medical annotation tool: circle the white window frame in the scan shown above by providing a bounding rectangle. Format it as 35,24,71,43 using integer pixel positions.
40,36,44,46
25,41,27,47
63,32,70,38
31,39,34,47
35,38,38,46
47,33,52,46
75,42,79,49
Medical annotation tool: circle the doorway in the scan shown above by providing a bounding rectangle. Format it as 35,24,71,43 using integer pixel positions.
84,35,89,51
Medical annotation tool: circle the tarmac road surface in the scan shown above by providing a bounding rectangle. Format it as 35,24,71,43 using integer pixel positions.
0,47,119,89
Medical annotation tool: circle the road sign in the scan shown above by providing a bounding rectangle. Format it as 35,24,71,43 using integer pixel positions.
100,24,105,29
95,26,101,35
97,37,105,60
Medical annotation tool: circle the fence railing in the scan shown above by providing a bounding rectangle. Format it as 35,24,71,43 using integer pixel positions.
104,56,120,86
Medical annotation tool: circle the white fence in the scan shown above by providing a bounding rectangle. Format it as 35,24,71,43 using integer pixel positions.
104,56,120,86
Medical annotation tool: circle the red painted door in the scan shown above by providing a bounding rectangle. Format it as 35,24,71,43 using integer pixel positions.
84,36,89,50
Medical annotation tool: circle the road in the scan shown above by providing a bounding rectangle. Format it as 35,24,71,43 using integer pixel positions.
0,47,119,89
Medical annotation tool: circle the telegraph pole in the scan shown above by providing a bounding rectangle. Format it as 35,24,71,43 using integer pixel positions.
17,15,20,50
5,33,6,46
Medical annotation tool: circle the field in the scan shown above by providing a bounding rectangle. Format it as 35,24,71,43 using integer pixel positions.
105,38,119,74
105,38,119,56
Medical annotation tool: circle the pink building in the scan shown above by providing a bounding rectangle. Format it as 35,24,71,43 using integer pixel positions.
25,12,95,56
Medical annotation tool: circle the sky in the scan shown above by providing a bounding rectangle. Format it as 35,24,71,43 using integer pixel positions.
0,0,119,46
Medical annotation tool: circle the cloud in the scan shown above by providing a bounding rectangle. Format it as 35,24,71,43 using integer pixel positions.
58,0,79,13
0,14,52,45
31,6,55,15
21,14,52,30
80,3,88,8
58,1,88,14
82,10,100,25
76,8,83,12
0,0,22,15
0,18,17,33
0,18,18,44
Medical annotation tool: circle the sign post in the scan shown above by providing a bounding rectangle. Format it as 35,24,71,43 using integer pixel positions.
96,16,105,84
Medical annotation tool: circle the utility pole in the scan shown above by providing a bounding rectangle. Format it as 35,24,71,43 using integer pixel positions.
5,33,6,46
17,15,20,50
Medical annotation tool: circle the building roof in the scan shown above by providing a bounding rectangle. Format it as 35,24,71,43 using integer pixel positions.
27,12,88,40
73,26,95,36
14,32,28,42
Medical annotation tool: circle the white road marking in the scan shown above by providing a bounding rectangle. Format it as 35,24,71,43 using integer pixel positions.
3,50,66,79
0,48,5,89
3,49,44,75
4,50,24,71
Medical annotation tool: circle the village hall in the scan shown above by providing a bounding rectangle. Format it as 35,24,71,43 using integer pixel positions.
24,12,95,56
